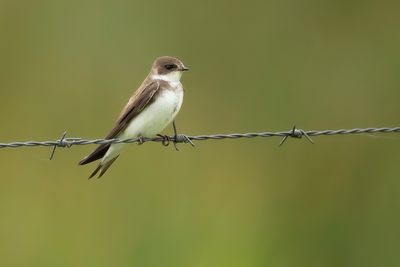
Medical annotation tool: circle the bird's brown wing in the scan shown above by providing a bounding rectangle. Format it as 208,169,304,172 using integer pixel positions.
79,81,160,165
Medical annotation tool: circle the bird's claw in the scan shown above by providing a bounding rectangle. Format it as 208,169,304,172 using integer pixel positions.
157,134,170,146
137,136,145,145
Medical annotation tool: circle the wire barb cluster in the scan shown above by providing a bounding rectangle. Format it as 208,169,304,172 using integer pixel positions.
0,126,399,159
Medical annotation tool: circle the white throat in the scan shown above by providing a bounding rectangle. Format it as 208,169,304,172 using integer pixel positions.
151,71,182,84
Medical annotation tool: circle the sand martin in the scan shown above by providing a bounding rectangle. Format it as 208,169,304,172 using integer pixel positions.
79,56,189,178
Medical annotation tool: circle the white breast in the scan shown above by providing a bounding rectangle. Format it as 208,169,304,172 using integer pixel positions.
120,86,184,139
101,79,183,163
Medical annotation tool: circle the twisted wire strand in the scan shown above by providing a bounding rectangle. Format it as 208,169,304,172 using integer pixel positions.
0,127,399,149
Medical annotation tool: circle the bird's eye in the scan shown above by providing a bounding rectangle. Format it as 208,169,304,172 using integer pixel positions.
164,64,176,70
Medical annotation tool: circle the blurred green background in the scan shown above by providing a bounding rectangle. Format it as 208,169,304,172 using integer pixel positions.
0,0,399,266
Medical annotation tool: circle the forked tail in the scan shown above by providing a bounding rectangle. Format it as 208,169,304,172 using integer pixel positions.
88,155,120,179
79,143,110,165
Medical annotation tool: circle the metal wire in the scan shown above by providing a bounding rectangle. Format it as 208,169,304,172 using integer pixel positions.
0,126,399,150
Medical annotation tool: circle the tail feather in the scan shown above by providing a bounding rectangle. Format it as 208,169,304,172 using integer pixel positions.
79,143,110,165
89,164,102,179
88,155,120,179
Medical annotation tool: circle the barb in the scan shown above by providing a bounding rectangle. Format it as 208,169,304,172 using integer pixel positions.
49,131,67,160
279,125,315,146
0,126,399,152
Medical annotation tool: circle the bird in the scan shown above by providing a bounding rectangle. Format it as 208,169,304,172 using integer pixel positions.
79,56,189,178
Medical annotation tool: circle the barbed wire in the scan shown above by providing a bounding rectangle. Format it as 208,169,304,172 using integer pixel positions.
0,126,399,159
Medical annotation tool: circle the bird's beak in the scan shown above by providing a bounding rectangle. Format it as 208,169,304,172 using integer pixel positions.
180,67,189,71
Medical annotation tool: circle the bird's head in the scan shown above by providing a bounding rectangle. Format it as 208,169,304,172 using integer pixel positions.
151,56,189,82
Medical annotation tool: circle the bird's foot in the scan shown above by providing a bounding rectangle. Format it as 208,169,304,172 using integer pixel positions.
137,136,145,145
157,134,170,146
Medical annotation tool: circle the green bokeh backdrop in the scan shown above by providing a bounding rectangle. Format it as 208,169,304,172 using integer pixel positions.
0,1,399,266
